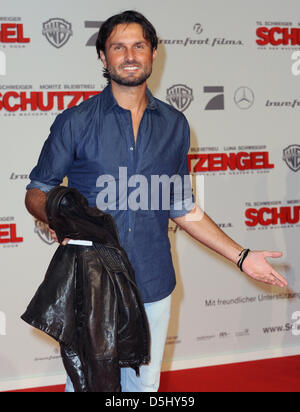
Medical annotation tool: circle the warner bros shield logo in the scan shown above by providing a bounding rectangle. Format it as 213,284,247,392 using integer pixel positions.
34,219,55,245
283,145,300,172
166,84,194,112
42,18,73,48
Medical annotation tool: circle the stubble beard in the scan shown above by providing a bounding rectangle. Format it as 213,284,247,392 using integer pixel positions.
106,60,153,87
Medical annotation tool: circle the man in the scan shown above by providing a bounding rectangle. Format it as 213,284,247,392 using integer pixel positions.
25,10,288,392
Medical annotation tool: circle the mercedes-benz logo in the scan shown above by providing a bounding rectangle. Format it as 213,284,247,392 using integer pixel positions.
234,87,255,110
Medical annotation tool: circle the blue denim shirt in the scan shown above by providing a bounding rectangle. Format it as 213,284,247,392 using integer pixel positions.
27,85,194,303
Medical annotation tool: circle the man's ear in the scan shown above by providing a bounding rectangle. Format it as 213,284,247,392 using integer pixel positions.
99,50,107,68
152,48,158,62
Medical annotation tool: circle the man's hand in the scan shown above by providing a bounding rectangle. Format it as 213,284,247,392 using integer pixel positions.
49,229,70,246
241,251,288,288
174,206,288,289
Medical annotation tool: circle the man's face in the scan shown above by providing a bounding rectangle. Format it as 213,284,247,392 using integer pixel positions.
100,23,157,87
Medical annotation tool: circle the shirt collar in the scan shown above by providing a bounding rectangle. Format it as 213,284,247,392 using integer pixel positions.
145,88,158,111
102,83,158,113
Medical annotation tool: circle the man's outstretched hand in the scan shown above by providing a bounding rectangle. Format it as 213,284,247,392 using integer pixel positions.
242,251,288,288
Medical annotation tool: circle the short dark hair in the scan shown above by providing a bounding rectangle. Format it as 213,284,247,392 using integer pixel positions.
96,10,158,58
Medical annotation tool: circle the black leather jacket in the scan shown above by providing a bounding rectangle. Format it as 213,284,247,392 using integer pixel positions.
21,186,150,392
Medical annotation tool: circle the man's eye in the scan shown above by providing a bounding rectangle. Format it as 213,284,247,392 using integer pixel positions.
136,44,144,49
114,45,123,51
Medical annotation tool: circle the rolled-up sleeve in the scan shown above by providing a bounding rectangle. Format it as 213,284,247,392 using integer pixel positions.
169,118,194,219
26,180,55,193
27,110,75,192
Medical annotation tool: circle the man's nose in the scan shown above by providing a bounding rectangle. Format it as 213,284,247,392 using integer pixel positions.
125,47,135,61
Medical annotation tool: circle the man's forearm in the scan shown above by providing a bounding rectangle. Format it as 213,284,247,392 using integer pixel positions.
25,188,48,224
172,205,244,265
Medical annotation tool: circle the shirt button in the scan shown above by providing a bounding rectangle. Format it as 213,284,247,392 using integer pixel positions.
130,146,134,151
128,228,132,232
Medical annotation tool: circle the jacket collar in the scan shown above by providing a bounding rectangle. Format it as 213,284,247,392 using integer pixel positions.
46,186,122,249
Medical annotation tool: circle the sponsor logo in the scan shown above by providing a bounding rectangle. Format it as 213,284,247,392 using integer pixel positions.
256,21,300,50
283,145,300,172
204,86,224,110
245,202,300,228
10,172,29,180
34,347,61,362
265,98,300,109
166,85,227,112
196,334,216,342
0,22,30,44
257,26,300,46
0,220,23,246
159,23,243,48
84,21,103,46
42,18,73,48
235,329,250,337
0,88,99,115
219,331,231,339
193,23,203,35
34,220,55,245
167,85,255,111
166,84,194,112
263,322,299,335
0,49,6,75
234,87,255,110
188,151,274,173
